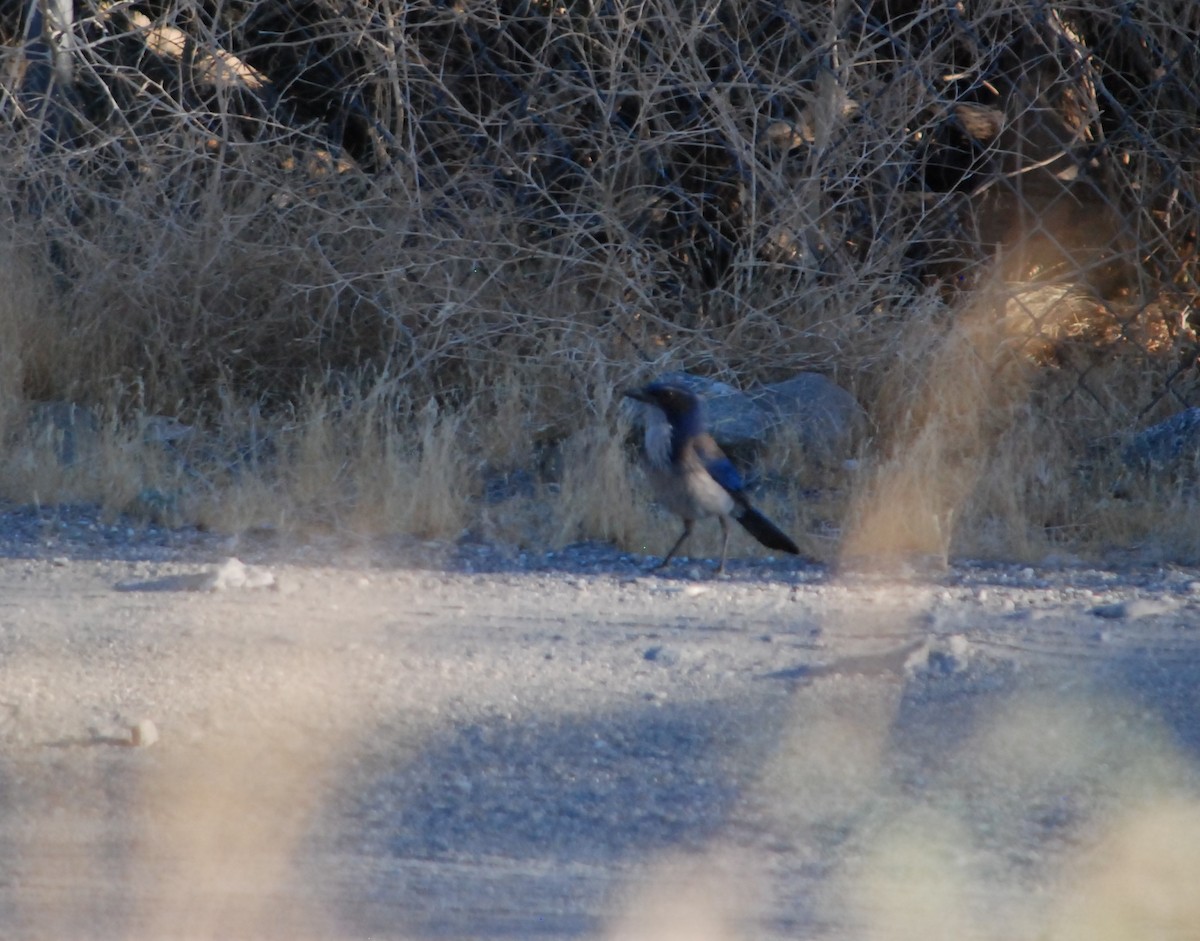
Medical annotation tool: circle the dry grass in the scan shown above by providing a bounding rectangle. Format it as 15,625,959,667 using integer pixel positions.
0,0,1197,561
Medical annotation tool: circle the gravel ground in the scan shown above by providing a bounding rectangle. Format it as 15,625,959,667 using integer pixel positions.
1,501,1199,940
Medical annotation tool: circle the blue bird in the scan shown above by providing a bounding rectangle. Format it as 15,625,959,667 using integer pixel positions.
625,382,801,574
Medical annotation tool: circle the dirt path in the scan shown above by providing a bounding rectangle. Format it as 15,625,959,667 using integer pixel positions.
1,513,1199,939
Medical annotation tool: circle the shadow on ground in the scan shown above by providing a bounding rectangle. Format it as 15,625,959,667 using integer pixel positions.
330,693,789,937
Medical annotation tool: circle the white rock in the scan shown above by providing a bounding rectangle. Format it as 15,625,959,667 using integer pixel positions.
131,719,159,748
204,557,275,591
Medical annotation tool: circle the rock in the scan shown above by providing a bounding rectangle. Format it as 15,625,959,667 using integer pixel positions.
1090,602,1125,619
755,373,868,464
650,372,773,452
904,634,973,679
205,557,276,591
1123,408,1200,472
643,645,679,666
131,719,159,747
1091,598,1178,620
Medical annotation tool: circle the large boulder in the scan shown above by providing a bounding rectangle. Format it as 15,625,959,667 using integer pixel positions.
626,371,866,465
755,373,868,465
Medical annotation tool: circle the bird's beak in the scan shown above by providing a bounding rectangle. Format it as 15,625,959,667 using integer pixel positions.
623,387,650,403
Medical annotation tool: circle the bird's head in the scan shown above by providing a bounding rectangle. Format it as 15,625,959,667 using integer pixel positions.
623,383,702,422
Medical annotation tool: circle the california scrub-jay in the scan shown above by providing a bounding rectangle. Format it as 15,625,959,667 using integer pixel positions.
625,382,801,573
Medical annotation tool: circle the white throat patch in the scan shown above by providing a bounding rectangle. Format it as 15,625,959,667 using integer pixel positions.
642,408,674,469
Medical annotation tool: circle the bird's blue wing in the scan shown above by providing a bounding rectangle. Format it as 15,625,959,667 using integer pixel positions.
693,435,744,494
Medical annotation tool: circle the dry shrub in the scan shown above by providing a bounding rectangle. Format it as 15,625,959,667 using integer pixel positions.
552,416,642,550
0,0,1197,558
189,388,479,540
842,281,1093,564
0,250,43,436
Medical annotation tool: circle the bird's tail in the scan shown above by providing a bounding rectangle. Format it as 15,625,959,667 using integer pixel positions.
734,505,800,555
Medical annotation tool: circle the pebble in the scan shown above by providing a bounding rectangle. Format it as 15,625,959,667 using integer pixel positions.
205,557,276,591
1091,598,1178,620
643,646,679,666
904,634,973,679
130,719,159,748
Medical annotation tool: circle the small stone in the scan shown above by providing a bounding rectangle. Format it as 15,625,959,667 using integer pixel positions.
643,646,679,666
206,557,248,590
204,557,275,591
905,634,972,679
131,719,159,748
1091,598,1177,620
1123,598,1177,619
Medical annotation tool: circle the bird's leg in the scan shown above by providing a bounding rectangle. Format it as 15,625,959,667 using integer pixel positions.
716,516,731,575
655,519,693,570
